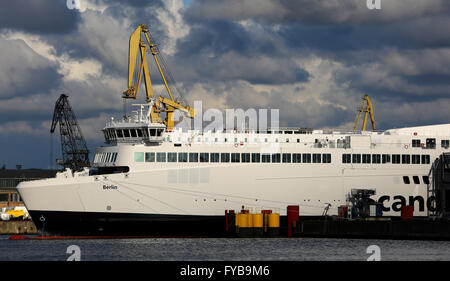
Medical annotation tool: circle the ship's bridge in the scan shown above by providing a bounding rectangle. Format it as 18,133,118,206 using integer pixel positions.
102,104,166,145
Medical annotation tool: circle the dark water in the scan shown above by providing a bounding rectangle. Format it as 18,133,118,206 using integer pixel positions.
1,235,450,261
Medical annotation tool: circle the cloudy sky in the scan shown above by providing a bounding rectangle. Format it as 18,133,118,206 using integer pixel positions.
0,0,449,169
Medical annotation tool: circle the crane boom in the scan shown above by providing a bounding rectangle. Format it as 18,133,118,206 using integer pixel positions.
122,24,194,130
352,94,376,133
50,94,90,171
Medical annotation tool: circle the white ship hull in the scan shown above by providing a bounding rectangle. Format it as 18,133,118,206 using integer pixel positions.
16,122,450,235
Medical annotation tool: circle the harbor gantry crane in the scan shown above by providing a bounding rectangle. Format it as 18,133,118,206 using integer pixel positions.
122,24,195,130
352,94,376,133
50,94,90,172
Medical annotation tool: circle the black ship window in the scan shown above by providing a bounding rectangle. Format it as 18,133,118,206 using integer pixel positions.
262,154,270,163
116,129,123,138
157,129,163,137
167,152,177,162
382,154,391,163
111,152,118,163
412,155,420,164
189,153,199,162
210,153,220,162
342,154,351,164
312,154,321,163
442,140,450,148
413,176,420,184
282,153,291,163
150,129,156,136
423,176,430,185
178,152,188,162
402,154,411,164
221,153,230,163
293,153,301,163
251,153,260,163
392,154,401,164
145,152,155,162
130,129,137,138
412,139,421,147
421,155,430,164
352,154,361,164
241,153,251,163
231,153,240,163
124,129,130,138
323,154,331,163
272,153,281,163
372,154,381,164
157,152,166,162
200,153,209,162
362,154,371,164
303,153,311,163
403,176,410,184
137,129,143,138
426,138,436,149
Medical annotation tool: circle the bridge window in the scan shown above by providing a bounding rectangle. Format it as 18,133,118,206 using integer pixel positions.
130,129,137,138
413,176,420,184
150,129,156,136
124,129,130,138
116,129,123,138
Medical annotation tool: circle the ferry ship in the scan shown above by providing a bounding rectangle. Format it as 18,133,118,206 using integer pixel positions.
16,25,450,236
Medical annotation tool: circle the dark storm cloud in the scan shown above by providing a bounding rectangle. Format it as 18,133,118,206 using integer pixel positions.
186,0,450,24
0,38,62,99
0,0,80,34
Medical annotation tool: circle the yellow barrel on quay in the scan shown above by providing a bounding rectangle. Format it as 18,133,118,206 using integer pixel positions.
252,213,264,237
267,213,280,237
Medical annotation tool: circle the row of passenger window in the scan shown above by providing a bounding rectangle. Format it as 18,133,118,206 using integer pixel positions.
342,154,430,164
94,152,118,163
134,152,332,164
403,176,430,185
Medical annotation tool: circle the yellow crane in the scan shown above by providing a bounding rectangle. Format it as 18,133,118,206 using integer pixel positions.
352,94,376,133
122,24,195,130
